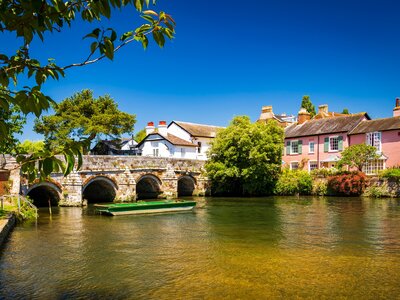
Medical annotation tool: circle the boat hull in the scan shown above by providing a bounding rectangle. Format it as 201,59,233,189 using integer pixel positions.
94,200,196,216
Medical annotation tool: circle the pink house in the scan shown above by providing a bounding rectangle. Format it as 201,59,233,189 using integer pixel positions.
348,98,400,174
283,108,369,171
282,99,400,174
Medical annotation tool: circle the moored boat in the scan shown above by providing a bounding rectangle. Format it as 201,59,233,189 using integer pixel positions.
94,200,196,216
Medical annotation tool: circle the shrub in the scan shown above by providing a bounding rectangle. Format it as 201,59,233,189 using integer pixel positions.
327,171,368,196
275,170,313,195
380,168,400,182
312,180,328,196
363,183,392,198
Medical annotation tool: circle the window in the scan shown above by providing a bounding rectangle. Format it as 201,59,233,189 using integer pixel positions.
329,136,339,151
291,141,299,154
309,142,315,153
366,132,382,152
363,159,385,175
309,161,318,171
181,148,186,158
197,142,202,154
290,162,299,170
152,148,159,157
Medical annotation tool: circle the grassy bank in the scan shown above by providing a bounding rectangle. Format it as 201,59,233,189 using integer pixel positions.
0,196,38,222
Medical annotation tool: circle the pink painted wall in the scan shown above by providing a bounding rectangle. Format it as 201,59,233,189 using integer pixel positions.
350,130,400,168
283,133,349,169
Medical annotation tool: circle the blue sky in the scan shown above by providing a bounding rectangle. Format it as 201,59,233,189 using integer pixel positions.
2,0,400,141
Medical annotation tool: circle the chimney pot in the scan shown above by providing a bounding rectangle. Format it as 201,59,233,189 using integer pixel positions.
158,120,168,136
396,98,400,107
145,121,155,135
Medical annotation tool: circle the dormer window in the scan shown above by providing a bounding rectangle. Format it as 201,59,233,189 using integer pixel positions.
366,132,382,152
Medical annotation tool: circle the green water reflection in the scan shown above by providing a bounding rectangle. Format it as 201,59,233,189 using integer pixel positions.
1,197,400,299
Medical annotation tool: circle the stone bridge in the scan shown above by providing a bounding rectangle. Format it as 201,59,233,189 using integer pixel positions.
3,156,209,207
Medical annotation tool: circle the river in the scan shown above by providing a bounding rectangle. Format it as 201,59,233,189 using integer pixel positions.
1,197,400,299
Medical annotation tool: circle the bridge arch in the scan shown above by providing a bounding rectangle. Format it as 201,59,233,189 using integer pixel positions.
27,182,62,207
177,175,196,197
136,174,162,200
83,176,118,203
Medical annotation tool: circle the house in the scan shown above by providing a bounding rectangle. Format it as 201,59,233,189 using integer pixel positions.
257,106,296,127
283,107,369,171
348,98,400,174
91,138,139,155
137,121,223,160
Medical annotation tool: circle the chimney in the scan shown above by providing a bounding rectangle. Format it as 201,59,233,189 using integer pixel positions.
298,108,311,125
145,121,155,135
318,104,328,115
158,120,168,136
394,98,400,117
259,105,274,122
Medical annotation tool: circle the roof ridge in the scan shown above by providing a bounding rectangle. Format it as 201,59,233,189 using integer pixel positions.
174,120,224,128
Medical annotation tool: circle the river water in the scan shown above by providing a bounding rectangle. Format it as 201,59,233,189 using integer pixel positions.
1,197,400,299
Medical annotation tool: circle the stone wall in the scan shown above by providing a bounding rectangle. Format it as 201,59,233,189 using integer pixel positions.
16,156,209,206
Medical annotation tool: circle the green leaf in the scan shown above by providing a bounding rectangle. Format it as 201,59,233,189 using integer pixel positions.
43,157,54,176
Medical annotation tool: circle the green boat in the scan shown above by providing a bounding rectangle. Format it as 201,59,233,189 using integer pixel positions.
94,200,196,216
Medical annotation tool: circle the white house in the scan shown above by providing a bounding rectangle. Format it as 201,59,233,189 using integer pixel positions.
137,121,223,160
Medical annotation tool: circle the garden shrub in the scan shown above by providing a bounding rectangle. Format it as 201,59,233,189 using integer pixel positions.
327,171,368,196
380,168,400,182
275,170,313,195
312,180,328,196
363,183,392,198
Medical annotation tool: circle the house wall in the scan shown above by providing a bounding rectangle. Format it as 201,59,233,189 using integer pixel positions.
283,133,349,170
168,123,192,142
192,137,212,160
350,130,400,168
139,135,197,159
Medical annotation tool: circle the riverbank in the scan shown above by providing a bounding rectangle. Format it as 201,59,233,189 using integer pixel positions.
0,214,15,247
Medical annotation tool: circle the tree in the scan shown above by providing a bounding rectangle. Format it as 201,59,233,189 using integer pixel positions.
300,95,316,117
0,105,26,154
34,90,135,151
205,116,284,196
0,0,175,180
342,108,349,114
337,144,380,172
17,140,45,154
134,128,147,143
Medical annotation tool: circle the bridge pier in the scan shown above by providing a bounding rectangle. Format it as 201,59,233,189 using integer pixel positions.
115,169,137,202
61,172,83,206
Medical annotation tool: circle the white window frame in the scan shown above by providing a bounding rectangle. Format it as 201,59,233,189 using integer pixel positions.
308,161,318,172
290,141,299,155
309,141,315,154
153,148,159,157
366,132,382,153
290,161,299,170
363,159,386,175
329,136,339,152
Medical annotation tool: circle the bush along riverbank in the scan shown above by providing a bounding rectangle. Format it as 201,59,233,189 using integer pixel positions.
0,196,38,223
274,168,400,198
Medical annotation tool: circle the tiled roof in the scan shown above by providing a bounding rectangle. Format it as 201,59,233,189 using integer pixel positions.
349,117,400,134
172,121,224,138
313,111,347,119
166,134,196,147
285,113,367,138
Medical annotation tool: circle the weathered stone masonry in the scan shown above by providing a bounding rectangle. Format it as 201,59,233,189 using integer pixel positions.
12,156,209,206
